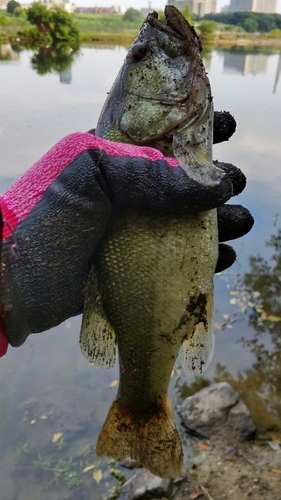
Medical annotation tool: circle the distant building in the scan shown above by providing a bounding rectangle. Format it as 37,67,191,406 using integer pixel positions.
0,0,8,8
141,1,154,17
227,0,278,13
74,5,125,14
168,0,217,16
37,0,75,11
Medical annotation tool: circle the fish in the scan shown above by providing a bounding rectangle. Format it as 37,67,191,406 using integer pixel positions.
80,6,225,478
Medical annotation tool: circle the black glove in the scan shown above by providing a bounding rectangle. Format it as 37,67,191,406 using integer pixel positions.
0,124,253,355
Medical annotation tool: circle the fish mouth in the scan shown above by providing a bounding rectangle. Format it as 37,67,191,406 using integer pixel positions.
129,93,191,106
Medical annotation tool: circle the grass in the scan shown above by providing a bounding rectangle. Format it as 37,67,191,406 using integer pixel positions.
0,12,142,43
73,13,142,34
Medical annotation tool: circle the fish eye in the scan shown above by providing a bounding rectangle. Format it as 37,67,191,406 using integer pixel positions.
131,43,148,62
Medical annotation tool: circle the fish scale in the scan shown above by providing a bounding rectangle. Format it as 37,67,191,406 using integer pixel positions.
95,209,218,412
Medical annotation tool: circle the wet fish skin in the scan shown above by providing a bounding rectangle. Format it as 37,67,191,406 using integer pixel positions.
96,9,208,157
80,6,224,478
93,209,217,478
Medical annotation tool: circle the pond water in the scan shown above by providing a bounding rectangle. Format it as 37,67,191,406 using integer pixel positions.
0,43,281,499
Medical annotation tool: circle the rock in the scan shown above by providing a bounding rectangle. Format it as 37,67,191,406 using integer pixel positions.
127,469,173,500
177,382,256,442
119,458,143,469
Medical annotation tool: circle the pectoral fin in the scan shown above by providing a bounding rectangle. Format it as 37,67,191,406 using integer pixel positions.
182,289,214,374
80,266,116,368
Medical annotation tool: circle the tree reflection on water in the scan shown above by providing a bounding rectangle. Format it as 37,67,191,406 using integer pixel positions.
177,229,281,439
215,229,281,438
30,42,80,76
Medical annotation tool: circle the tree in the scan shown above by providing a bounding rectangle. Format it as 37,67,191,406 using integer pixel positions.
203,11,281,33
198,20,216,40
123,8,142,22
21,3,80,48
242,17,258,33
7,0,21,15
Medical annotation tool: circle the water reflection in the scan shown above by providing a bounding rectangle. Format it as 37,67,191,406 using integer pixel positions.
0,44,20,64
223,51,269,75
30,43,79,77
213,228,281,438
0,42,79,79
274,53,281,93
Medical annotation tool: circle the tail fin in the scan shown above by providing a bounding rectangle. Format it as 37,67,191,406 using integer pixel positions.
96,399,183,478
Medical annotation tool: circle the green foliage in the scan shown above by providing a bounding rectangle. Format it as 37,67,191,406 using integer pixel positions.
243,17,258,33
0,13,8,28
122,7,142,22
21,3,80,48
7,0,21,15
73,13,142,34
106,460,126,500
270,28,281,38
14,6,25,17
198,20,216,39
203,11,281,33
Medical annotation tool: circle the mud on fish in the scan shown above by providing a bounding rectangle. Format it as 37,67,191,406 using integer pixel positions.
80,6,225,478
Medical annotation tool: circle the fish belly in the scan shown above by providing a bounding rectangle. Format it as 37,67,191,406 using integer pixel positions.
93,208,218,477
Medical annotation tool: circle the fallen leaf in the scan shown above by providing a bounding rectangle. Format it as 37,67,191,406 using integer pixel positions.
258,311,268,321
190,489,204,499
52,432,63,443
270,467,281,474
230,298,237,304
267,315,281,322
215,322,221,329
82,465,96,473
170,369,175,378
30,419,36,425
197,441,213,451
223,314,229,320
40,415,48,420
109,380,118,388
230,291,239,295
93,469,103,483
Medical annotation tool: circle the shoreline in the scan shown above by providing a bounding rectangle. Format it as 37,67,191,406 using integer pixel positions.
3,31,281,48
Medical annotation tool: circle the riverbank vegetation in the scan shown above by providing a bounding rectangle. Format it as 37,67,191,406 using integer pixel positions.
1,5,281,47
204,11,281,33
18,3,80,48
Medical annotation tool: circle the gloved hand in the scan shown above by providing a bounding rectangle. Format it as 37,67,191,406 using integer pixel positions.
0,124,253,357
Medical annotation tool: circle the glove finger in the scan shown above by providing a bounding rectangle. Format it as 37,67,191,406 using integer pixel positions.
218,204,254,243
215,243,236,273
213,111,236,144
214,161,246,196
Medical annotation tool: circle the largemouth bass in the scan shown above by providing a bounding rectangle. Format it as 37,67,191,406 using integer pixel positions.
80,6,225,478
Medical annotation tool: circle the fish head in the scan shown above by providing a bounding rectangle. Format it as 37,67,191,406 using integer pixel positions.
96,6,212,158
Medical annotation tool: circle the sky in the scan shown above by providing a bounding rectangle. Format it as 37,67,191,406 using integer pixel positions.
73,0,281,14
